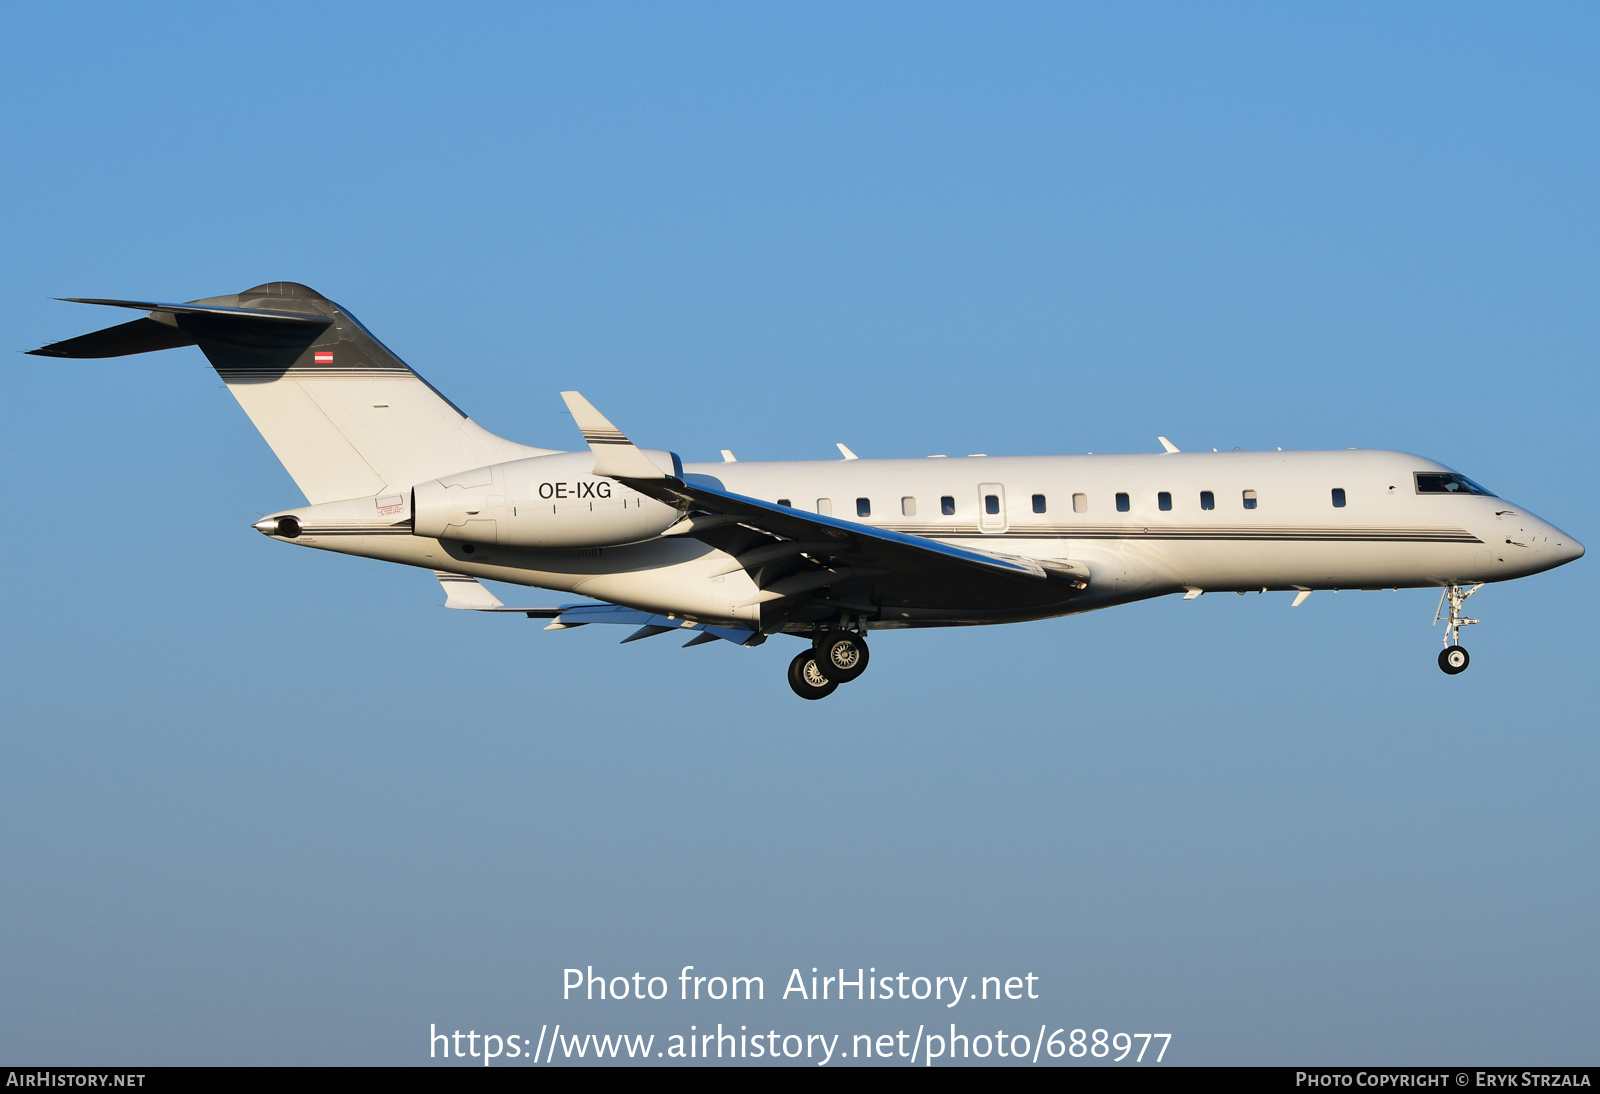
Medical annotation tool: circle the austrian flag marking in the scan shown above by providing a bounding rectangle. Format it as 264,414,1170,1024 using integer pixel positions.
313,351,334,363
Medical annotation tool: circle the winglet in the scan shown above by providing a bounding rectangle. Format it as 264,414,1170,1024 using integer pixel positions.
435,571,506,610
1158,436,1180,454
560,391,667,480
434,571,567,615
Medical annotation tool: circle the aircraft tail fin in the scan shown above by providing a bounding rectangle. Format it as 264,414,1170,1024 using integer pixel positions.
29,282,553,504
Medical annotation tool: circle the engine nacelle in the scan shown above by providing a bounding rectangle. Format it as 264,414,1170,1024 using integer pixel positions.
412,450,682,549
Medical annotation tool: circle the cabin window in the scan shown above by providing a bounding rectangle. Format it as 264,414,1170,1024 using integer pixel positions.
1032,494,1046,513
856,497,871,518
776,498,791,507
1116,492,1130,512
901,496,917,516
1158,491,1172,511
1200,490,1214,510
816,498,832,516
941,495,955,515
984,494,1001,515
1414,472,1495,496
1242,490,1258,510
1331,488,1346,508
1072,493,1087,513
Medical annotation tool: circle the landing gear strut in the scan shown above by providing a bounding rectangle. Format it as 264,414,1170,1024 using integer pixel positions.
1433,583,1482,675
786,632,871,699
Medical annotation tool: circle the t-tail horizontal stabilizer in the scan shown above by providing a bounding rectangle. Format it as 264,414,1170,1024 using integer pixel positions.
28,317,197,358
28,297,332,359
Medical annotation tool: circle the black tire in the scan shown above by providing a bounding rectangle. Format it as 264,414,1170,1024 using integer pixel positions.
788,651,838,699
814,633,870,683
1438,645,1470,675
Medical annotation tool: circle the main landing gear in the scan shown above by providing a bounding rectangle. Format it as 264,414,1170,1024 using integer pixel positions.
787,632,871,700
1434,583,1482,675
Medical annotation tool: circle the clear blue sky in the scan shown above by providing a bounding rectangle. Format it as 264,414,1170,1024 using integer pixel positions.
1,2,1595,1065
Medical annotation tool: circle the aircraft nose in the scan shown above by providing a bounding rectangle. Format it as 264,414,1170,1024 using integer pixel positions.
1551,533,1585,566
1531,517,1584,568
1499,512,1584,576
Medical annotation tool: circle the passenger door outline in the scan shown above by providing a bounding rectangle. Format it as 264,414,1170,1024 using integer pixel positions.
977,483,1008,533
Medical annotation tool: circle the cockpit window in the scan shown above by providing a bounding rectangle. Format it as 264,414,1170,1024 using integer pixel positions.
1414,472,1495,497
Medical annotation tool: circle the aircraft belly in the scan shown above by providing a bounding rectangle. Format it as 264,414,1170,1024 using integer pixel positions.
275,521,1499,632
570,568,763,626
1124,536,1489,590
282,531,764,625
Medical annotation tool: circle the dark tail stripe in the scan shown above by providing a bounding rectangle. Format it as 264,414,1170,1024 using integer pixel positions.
215,367,413,380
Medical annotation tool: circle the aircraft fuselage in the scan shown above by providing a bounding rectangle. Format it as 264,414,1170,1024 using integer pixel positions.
273,447,1582,631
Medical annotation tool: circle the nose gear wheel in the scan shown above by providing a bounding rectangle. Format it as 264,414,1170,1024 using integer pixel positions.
1433,583,1482,675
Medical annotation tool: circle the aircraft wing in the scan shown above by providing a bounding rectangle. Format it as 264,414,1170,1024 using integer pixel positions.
559,392,1089,621
653,476,1087,589
431,571,764,646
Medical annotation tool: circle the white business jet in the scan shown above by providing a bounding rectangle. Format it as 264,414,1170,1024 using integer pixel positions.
32,283,1583,699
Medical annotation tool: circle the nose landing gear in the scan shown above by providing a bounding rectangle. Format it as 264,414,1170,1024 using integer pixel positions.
1433,583,1482,675
786,632,872,699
